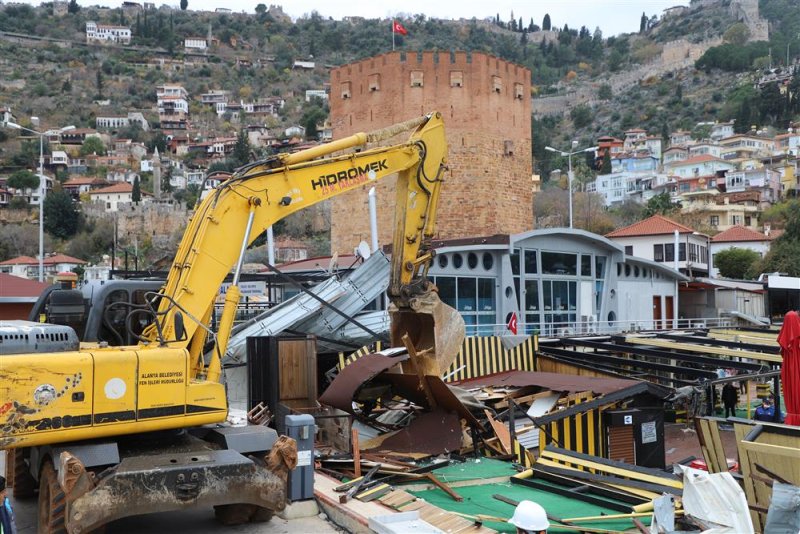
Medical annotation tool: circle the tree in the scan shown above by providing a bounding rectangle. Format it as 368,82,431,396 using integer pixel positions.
8,170,40,191
180,0,187,10
598,84,613,100
67,0,79,13
723,23,750,46
132,176,142,202
80,137,106,156
713,248,760,279
599,151,612,174
255,3,267,14
96,70,104,99
570,105,592,128
44,187,80,240
232,129,251,167
542,14,551,31
644,192,679,217
640,12,647,34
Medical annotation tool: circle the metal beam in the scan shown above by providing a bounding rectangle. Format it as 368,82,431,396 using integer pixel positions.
545,352,696,386
623,335,781,364
656,332,780,354
539,346,717,379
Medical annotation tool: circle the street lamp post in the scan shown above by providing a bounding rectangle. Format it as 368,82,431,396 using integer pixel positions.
545,141,598,228
3,122,74,282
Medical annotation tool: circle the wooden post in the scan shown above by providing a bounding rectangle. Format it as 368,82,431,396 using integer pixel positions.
352,428,361,478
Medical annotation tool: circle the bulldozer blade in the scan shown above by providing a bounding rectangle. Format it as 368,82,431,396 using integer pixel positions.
389,290,465,377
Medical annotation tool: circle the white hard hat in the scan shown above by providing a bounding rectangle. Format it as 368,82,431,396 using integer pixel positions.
508,500,550,531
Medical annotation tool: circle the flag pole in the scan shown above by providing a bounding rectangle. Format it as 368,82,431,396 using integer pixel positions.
392,20,395,51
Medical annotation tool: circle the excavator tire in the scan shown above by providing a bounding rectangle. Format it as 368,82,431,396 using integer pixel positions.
6,448,37,498
38,460,67,534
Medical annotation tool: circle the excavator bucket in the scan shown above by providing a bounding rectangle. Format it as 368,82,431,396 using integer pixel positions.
389,290,466,377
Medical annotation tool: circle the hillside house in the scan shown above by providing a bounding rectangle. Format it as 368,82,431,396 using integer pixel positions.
663,146,689,165
679,190,760,232
606,215,709,277
709,226,775,277
48,150,69,166
274,238,309,263
0,188,10,207
0,254,86,281
670,130,693,147
688,142,722,159
184,37,208,50
623,128,647,150
60,128,101,146
305,89,328,102
665,155,735,178
775,131,800,156
724,168,781,205
106,168,140,184
285,125,306,138
96,115,130,129
89,182,151,211
4,173,53,206
292,60,315,70
596,136,624,163
719,134,777,161
710,122,735,141
86,21,132,44
63,176,108,198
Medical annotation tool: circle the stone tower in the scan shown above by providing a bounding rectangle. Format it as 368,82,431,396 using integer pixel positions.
328,51,532,254
152,147,161,201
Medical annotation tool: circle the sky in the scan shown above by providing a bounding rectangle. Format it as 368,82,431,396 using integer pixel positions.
47,0,682,37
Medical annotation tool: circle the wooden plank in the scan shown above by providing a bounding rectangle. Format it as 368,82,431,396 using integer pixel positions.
707,419,729,474
402,333,438,408
484,410,511,454
740,440,800,458
425,473,463,501
535,460,661,500
541,450,683,489
734,422,763,532
624,335,781,363
352,428,361,478
534,462,682,496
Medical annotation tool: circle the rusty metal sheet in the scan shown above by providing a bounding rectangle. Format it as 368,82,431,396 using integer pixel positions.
318,351,408,413
381,374,484,429
456,370,639,396
365,409,462,455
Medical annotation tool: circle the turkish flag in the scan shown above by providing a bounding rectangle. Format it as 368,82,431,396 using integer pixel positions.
507,312,518,335
393,20,408,35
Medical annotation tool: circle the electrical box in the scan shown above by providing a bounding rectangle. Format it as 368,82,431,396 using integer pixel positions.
285,414,315,501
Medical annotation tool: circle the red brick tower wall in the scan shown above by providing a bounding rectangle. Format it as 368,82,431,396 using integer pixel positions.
328,51,532,254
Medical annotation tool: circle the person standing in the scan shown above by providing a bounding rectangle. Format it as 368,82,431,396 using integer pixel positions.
509,500,550,534
722,382,738,418
0,476,17,534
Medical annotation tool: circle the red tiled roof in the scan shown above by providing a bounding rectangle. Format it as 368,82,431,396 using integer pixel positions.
711,226,770,243
0,254,86,266
89,182,133,194
0,273,49,298
606,215,696,238
0,255,37,266
64,177,107,186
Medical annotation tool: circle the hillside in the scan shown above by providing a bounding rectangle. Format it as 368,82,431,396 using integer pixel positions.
1,0,800,268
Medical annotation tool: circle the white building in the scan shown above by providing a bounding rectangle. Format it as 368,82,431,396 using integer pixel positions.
86,21,132,44
96,115,130,129
184,37,208,50
0,106,16,125
709,122,735,141
305,89,328,102
0,253,87,280
709,226,774,278
88,182,150,211
606,215,709,277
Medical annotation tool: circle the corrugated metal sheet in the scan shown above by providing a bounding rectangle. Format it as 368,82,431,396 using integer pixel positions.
222,251,389,361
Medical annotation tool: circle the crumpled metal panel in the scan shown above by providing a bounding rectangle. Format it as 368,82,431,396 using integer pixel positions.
365,409,462,455
320,310,390,353
222,251,389,362
318,350,409,412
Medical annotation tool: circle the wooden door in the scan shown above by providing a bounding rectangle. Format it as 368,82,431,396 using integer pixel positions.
652,296,662,329
665,296,674,328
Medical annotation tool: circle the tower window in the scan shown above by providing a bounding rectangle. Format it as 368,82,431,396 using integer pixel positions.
340,82,351,99
492,76,502,93
450,71,463,87
368,73,380,91
411,70,424,87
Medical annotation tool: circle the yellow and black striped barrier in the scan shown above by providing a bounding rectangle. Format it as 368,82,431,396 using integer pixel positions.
337,335,538,381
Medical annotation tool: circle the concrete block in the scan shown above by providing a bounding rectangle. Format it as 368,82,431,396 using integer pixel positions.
278,499,319,520
368,511,444,534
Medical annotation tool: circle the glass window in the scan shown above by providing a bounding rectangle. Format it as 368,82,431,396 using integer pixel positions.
679,243,686,262
524,250,537,274
467,252,478,269
624,245,633,255
541,252,577,275
510,248,520,276
514,276,521,310
525,280,539,311
482,253,494,271
625,264,631,277
634,266,640,277
595,256,606,278
581,255,592,277
543,281,552,311
478,279,495,311
453,253,463,269
665,243,675,262
436,276,456,308
437,254,448,269
457,278,476,312
653,244,664,262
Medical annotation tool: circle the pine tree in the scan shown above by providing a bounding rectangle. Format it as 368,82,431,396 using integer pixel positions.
232,129,251,167
600,152,612,174
543,13,551,31
67,0,79,13
132,176,141,202
180,0,188,10
640,12,647,33
96,70,103,99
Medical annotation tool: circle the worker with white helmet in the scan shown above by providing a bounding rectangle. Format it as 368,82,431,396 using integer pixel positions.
508,500,550,534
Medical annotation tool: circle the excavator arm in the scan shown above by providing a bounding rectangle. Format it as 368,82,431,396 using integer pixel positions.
143,112,462,380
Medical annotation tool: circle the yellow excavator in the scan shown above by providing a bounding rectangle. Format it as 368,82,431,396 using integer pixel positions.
0,112,465,532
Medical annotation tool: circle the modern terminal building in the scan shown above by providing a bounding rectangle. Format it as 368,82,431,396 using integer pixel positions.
427,228,687,337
